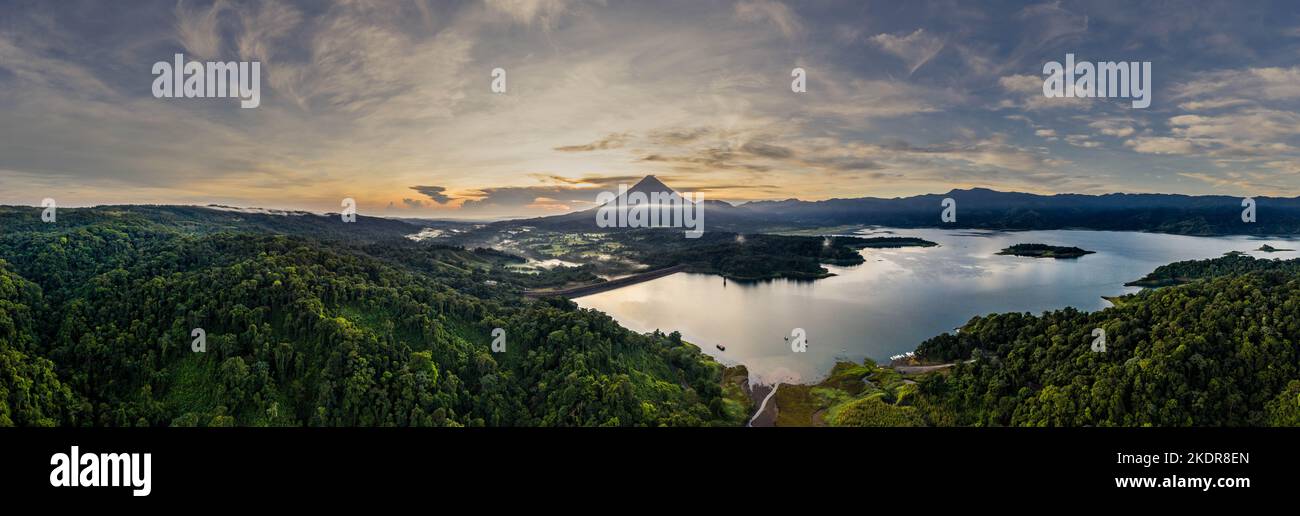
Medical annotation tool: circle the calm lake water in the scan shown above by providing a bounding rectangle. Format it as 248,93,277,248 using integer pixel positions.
576,229,1300,385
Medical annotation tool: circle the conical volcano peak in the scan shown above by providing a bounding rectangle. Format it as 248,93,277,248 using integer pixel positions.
627,175,676,195
593,175,698,210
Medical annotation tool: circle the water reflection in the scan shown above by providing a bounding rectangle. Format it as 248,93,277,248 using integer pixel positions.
576,229,1300,384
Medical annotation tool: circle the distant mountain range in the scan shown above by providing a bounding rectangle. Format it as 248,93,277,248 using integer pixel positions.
11,176,1300,239
0,204,430,244
507,176,1300,236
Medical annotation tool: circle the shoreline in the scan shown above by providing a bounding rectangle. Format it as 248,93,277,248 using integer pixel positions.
522,264,689,298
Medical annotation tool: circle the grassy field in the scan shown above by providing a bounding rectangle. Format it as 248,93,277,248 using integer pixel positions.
772,361,928,427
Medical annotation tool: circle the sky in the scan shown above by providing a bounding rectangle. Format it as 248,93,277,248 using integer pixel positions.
2,0,1300,219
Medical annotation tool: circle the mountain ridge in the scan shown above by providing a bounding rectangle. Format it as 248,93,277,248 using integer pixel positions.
508,176,1300,235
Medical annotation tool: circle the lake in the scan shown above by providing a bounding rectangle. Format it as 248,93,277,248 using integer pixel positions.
575,228,1300,384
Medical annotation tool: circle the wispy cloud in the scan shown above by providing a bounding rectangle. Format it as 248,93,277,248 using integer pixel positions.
870,29,945,75
553,133,630,152
2,0,1300,216
734,0,803,39
483,0,602,29
175,0,227,59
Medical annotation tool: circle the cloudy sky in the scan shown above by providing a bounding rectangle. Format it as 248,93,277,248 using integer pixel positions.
2,0,1300,219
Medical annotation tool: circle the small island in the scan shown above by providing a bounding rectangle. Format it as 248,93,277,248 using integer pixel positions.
844,236,938,249
1258,244,1295,252
996,243,1094,259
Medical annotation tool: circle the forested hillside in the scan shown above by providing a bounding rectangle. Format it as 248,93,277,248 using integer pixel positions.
777,256,1300,427
0,264,80,426
910,256,1300,426
607,230,933,280
0,207,739,427
1125,252,1300,287
7,206,1300,428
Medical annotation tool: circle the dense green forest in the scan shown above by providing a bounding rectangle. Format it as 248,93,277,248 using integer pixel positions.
1125,252,1300,287
607,230,934,280
0,207,740,427
6,206,1300,428
769,254,1300,427
905,255,1300,426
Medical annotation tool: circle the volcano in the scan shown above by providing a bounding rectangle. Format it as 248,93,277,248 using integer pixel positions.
621,175,675,199
511,175,739,231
